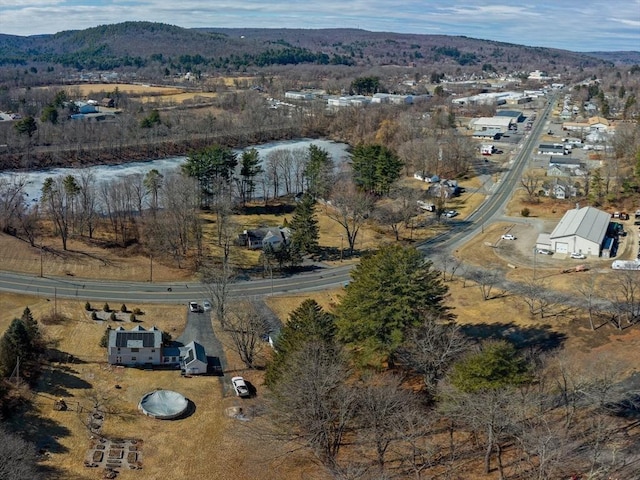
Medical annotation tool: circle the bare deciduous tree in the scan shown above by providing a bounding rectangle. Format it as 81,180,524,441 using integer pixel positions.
521,172,541,203
398,317,469,392
201,259,235,328
326,179,374,255
268,341,358,472
225,300,270,369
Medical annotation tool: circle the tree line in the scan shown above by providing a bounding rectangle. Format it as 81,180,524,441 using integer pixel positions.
249,245,637,479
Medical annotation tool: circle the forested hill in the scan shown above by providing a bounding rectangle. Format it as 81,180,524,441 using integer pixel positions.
0,21,615,73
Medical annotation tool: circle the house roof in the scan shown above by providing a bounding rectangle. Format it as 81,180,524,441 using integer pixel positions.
495,110,522,118
180,341,207,366
110,325,163,349
588,116,609,126
550,206,610,244
471,117,513,127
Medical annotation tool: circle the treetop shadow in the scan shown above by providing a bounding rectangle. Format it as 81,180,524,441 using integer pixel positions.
460,321,566,351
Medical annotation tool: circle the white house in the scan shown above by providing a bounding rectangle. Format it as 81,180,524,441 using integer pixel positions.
547,206,610,256
179,341,208,375
107,325,163,366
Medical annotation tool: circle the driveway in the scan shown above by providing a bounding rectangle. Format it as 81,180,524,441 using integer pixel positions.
176,306,227,375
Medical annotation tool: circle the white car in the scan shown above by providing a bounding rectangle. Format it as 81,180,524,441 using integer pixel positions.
536,248,554,255
189,301,200,313
444,210,458,218
231,376,250,397
570,252,586,259
202,300,212,311
501,234,516,240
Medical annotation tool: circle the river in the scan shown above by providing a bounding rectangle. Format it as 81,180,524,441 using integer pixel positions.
0,138,350,203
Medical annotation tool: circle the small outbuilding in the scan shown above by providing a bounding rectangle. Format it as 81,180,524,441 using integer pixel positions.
179,341,208,375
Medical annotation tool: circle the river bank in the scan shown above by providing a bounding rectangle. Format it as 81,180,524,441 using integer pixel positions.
0,125,310,172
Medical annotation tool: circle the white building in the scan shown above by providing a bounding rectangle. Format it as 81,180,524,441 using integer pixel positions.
469,116,514,134
546,206,610,256
179,341,208,375
108,325,163,366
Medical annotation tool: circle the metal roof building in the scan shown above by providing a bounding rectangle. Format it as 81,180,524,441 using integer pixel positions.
548,206,611,256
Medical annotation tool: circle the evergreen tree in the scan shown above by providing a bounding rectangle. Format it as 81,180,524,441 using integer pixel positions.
304,145,333,200
351,144,403,195
450,340,532,393
13,116,37,138
336,245,449,367
0,319,37,377
182,144,238,209
238,148,263,206
289,193,319,255
266,299,336,386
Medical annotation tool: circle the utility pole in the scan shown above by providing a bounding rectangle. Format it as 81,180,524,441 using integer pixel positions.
149,254,153,283
40,244,43,278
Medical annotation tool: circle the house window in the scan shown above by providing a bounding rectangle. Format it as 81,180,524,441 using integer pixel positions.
148,357,153,360
117,348,120,352
131,348,139,352
151,349,155,352
131,356,137,361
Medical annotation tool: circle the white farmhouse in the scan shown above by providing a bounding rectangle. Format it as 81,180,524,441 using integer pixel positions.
108,325,163,366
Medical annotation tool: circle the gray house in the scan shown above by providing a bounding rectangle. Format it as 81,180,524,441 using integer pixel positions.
107,325,163,366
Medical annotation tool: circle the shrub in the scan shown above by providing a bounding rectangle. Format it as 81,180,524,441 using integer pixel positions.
110,312,117,321
40,312,66,325
130,313,136,322
521,207,530,217
99,327,111,348
91,311,98,320
121,304,127,313
133,308,143,315
85,301,92,311
103,303,110,312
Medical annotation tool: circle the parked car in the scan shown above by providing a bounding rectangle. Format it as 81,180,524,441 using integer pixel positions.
189,301,200,313
501,234,516,240
444,210,458,218
231,376,250,397
570,252,586,259
536,248,554,255
202,300,212,311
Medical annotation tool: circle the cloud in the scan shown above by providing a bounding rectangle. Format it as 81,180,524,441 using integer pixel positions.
0,0,637,51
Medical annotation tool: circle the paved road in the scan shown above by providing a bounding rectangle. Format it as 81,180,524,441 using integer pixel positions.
0,263,355,303
0,94,556,303
417,93,557,257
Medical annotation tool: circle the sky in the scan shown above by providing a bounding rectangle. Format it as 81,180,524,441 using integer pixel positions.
0,0,639,52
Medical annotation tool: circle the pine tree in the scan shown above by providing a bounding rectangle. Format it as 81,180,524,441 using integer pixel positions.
336,244,449,367
304,145,333,200
289,193,319,255
266,299,336,386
